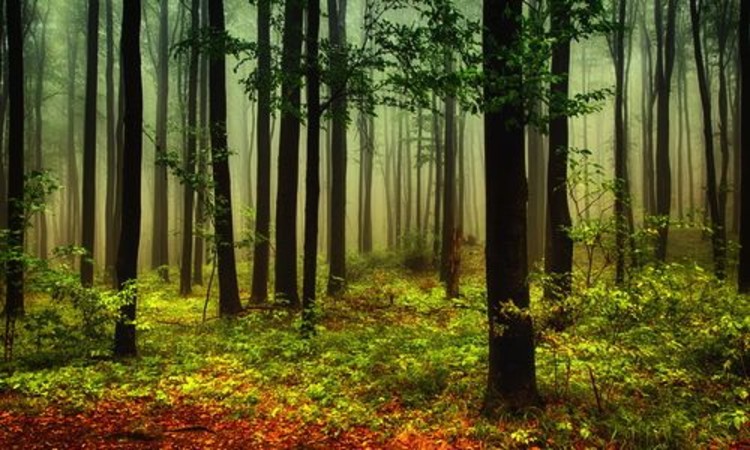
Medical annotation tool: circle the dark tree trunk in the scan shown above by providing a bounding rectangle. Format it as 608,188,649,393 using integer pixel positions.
395,111,402,246
5,0,24,317
251,0,272,303
416,108,423,244
114,0,143,357
357,111,374,253
179,0,199,297
33,13,47,259
739,0,750,291
640,15,656,219
544,0,573,308
152,0,170,281
441,51,457,291
274,0,303,306
690,0,727,279
208,0,242,316
81,0,99,287
716,0,731,238
105,0,117,281
302,0,321,334
482,0,538,413
327,0,348,296
654,0,677,261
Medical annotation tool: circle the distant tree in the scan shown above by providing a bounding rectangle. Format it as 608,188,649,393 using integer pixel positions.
250,0,272,304
104,0,117,282
274,0,303,307
440,51,457,293
114,0,143,357
482,0,539,412
81,0,99,287
690,0,727,279
208,0,242,316
739,0,750,292
152,0,170,282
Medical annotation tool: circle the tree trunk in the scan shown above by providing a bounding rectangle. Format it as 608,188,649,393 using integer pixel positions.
690,0,727,279
152,0,170,281
208,0,242,316
274,0,304,306
114,0,143,357
179,0,200,297
432,97,442,265
81,0,100,286
327,0,348,296
544,1,573,308
482,0,538,413
105,0,117,281
654,0,677,261
251,0,272,303
66,31,81,249
33,13,47,259
738,0,750,291
302,0,321,334
441,51,457,290
193,0,209,286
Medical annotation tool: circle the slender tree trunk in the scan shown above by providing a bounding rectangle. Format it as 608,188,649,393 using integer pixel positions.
690,0,727,279
327,0,348,296
251,0,272,303
614,0,627,283
105,0,117,281
302,0,320,334
81,0,100,286
416,108,423,244
654,0,677,261
482,0,538,412
395,110,402,246
66,32,80,249
179,0,199,297
114,0,143,357
441,51,457,290
274,0,304,306
432,96,442,265
208,0,242,316
193,0,209,286
33,14,47,259
545,1,573,308
152,0,170,281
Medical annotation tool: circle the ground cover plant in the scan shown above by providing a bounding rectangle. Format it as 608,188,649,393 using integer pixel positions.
1,234,748,448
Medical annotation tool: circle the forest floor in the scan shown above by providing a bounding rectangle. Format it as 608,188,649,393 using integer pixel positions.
0,229,749,449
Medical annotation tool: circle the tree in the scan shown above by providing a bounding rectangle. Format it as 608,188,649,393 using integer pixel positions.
104,0,117,281
114,0,143,357
5,0,24,318
81,0,99,287
545,0,574,307
739,0,750,292
302,0,321,334
482,0,539,412
690,0,727,279
653,0,677,261
250,0,272,304
274,0,303,307
327,0,348,296
208,0,242,316
180,0,200,297
440,51,457,295
152,0,170,282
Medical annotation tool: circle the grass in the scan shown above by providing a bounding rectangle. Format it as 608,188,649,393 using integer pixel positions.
0,231,748,448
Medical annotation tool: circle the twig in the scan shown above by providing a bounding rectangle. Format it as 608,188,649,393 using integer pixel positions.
587,365,604,413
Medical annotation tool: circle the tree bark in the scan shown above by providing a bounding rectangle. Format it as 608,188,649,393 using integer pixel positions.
739,0,750,291
81,0,99,286
152,0,170,281
114,0,143,357
690,0,727,279
441,51,457,290
544,0,573,307
208,0,242,316
179,0,200,297
327,0,348,296
105,0,117,282
274,0,304,306
482,0,538,413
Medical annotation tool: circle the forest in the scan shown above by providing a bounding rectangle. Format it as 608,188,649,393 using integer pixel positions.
0,0,748,447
